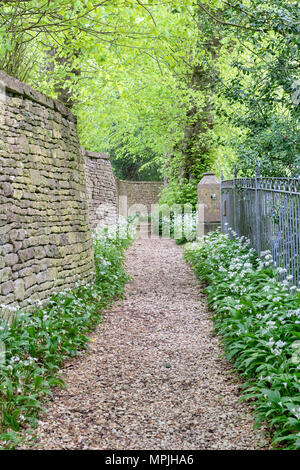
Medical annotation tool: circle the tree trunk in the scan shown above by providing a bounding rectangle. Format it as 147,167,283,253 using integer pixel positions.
180,4,220,180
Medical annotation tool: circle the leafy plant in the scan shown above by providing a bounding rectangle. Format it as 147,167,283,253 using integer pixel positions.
0,219,135,449
151,207,198,244
184,231,300,449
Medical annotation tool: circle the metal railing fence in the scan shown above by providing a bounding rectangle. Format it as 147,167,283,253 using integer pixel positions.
221,170,300,287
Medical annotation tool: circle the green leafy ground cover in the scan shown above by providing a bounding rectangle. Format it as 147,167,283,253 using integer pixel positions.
0,220,135,449
184,232,300,450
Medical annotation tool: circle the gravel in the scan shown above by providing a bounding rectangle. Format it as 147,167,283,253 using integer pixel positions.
20,237,270,450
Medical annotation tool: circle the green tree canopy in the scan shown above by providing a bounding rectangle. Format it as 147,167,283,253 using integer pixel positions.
0,0,299,197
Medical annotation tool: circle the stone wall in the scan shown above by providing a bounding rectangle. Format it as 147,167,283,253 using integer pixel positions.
117,179,163,216
0,69,164,317
83,151,163,226
83,150,118,229
0,71,95,316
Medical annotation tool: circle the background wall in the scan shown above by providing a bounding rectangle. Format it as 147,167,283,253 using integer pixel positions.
0,71,94,317
116,179,163,216
84,152,163,226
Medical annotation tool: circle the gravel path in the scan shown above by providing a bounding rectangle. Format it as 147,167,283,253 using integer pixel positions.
22,237,269,450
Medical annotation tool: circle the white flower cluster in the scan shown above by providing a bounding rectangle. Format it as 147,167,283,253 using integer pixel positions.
94,216,137,241
266,338,287,356
291,406,300,420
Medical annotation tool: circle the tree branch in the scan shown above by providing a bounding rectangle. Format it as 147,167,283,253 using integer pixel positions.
136,0,157,26
197,3,264,32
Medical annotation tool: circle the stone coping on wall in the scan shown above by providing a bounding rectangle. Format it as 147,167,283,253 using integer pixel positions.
81,148,110,160
117,179,163,185
0,70,76,122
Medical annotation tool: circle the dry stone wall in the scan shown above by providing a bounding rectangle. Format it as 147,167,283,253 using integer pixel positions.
0,69,164,318
83,152,163,227
0,71,95,317
83,150,118,229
